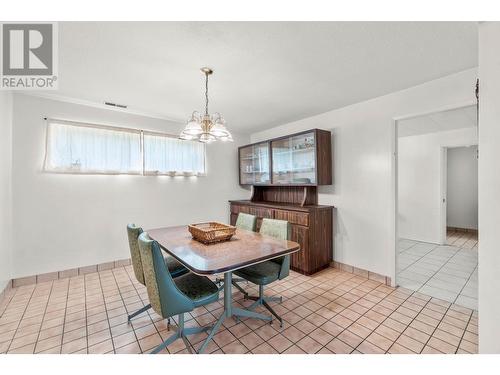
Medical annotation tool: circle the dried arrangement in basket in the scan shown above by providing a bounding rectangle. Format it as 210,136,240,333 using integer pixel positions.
188,222,236,244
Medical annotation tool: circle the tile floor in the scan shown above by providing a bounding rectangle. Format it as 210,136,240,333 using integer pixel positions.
397,231,478,310
0,265,478,354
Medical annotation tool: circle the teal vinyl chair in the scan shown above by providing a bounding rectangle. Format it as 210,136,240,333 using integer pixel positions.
126,224,188,323
234,218,290,327
138,232,219,354
235,213,257,231
228,213,258,295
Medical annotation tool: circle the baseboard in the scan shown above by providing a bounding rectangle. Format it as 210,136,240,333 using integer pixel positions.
0,279,13,311
9,258,132,288
447,226,478,234
331,261,392,287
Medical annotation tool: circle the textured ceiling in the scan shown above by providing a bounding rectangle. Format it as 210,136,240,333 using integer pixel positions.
53,22,478,132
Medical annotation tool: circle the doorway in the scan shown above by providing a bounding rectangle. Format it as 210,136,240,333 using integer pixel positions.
395,105,478,310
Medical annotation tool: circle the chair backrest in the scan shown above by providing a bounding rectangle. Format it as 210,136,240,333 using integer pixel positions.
235,213,257,231
138,232,193,318
259,218,291,280
127,224,145,285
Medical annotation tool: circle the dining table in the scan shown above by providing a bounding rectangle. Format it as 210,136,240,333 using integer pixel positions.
147,225,300,354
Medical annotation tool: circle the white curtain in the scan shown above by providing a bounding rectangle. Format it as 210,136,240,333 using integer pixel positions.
143,133,205,176
45,120,142,174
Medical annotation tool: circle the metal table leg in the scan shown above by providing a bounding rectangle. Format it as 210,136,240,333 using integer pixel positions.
197,271,271,353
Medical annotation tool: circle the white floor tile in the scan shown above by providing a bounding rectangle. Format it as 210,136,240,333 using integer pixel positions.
397,233,477,310
418,285,458,303
455,295,478,310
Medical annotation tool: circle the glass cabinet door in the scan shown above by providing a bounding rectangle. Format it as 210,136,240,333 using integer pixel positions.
271,131,316,184
239,142,270,185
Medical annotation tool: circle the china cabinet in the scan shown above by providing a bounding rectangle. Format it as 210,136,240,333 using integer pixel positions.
231,129,334,275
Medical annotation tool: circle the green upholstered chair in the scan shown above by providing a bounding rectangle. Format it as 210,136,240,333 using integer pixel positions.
235,213,257,231
138,232,219,354
126,224,188,322
228,213,258,295
234,218,290,327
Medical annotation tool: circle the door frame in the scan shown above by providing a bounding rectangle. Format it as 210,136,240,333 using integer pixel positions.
390,101,476,288
440,147,448,245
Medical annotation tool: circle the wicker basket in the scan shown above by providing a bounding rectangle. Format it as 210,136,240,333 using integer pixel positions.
188,222,236,245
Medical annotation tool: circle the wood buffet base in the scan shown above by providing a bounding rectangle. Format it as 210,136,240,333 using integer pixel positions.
230,185,334,276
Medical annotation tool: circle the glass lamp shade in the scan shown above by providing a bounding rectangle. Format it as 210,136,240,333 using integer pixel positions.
209,122,230,137
179,131,195,140
183,118,203,135
219,133,234,142
199,133,216,143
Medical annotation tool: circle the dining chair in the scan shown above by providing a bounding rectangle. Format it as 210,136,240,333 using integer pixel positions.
234,218,290,327
126,224,189,323
235,212,257,231
227,213,258,296
138,232,219,354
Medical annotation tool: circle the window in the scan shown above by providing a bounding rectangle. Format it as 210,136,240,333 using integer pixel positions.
143,132,206,176
43,119,206,176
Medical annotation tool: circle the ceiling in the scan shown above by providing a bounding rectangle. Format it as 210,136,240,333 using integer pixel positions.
54,22,478,133
398,105,477,137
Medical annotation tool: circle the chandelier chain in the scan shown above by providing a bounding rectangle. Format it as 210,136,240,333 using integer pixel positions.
205,72,209,116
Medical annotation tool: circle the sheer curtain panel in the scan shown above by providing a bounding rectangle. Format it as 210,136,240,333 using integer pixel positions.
44,120,142,174
143,132,206,176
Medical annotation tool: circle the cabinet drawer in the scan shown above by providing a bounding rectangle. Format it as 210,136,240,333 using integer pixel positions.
273,209,309,226
230,204,272,219
249,207,273,218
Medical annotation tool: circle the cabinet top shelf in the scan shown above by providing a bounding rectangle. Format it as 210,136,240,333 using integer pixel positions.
238,128,332,186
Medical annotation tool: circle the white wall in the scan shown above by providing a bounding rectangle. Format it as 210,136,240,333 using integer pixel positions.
0,92,13,291
478,21,500,354
447,146,478,230
251,69,477,283
11,94,249,278
398,128,477,244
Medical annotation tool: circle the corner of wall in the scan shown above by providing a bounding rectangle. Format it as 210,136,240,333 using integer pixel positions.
0,91,13,294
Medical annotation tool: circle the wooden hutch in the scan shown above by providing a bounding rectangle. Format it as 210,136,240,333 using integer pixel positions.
229,129,334,275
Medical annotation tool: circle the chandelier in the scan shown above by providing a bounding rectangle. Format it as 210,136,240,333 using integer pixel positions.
180,67,233,143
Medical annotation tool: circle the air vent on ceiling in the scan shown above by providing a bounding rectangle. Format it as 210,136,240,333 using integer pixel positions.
104,101,128,109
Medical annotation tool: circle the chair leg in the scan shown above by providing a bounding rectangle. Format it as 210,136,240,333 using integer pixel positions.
262,300,283,328
150,313,213,354
127,303,151,322
245,285,284,327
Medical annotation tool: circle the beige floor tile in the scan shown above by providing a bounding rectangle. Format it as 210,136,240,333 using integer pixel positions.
365,332,394,351
221,341,249,354
357,340,385,354
308,327,334,346
138,333,163,352
282,344,307,354
115,341,142,354
88,339,114,354
325,338,354,354
268,333,294,353
338,329,363,348
427,337,457,354
388,342,415,354
296,335,322,354
251,342,278,354
238,331,264,350
34,335,62,353
0,266,478,355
